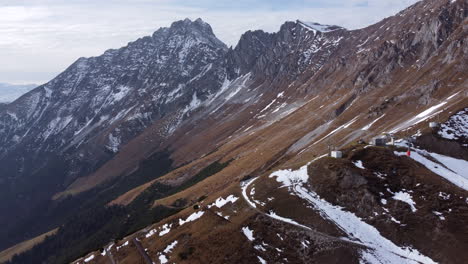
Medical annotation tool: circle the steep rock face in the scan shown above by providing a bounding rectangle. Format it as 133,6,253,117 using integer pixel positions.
226,30,273,78
0,18,227,183
147,20,350,170
0,18,229,248
308,0,467,97
226,20,347,88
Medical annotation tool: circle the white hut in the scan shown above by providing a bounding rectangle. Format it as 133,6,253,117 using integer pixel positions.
330,150,343,158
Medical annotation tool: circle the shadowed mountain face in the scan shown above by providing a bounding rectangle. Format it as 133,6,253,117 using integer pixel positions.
0,18,227,179
1,0,467,263
0,18,229,250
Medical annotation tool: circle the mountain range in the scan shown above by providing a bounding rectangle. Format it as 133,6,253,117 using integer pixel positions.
0,0,467,263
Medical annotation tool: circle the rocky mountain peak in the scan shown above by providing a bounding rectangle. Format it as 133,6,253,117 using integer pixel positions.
152,18,227,50
226,19,348,81
225,29,273,77
170,18,207,32
0,17,230,199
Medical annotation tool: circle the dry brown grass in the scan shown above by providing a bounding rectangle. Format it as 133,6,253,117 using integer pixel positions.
0,229,57,264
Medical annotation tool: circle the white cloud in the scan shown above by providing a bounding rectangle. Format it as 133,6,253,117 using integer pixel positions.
0,0,420,84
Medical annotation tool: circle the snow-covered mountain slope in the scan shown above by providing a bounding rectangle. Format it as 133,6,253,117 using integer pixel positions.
0,18,227,171
0,83,37,103
2,0,468,262
0,18,230,250
395,141,468,190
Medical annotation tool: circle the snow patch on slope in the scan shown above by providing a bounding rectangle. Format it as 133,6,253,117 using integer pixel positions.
208,195,239,208
84,254,94,262
314,116,359,145
394,147,468,190
109,85,131,104
116,241,129,251
157,240,178,264
353,160,365,169
164,240,178,253
182,92,202,114
268,159,437,264
179,211,204,226
206,73,251,114
297,20,343,33
42,115,73,140
257,256,267,264
159,223,172,237
267,211,312,230
107,132,121,153
390,100,450,133
242,226,254,241
392,191,417,212
145,228,157,238
362,114,385,131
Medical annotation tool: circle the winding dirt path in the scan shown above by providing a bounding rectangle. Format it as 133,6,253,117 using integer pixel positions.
240,176,367,249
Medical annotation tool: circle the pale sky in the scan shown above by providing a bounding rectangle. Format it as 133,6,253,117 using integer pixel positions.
0,0,420,84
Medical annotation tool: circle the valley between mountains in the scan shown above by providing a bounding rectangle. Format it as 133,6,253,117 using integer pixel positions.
0,0,467,263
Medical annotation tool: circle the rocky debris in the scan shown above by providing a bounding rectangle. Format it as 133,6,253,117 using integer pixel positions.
437,107,468,143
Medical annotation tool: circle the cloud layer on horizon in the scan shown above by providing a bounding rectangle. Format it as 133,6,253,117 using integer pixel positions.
0,0,420,84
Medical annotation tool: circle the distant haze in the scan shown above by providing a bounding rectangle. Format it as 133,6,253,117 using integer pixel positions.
0,83,37,103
